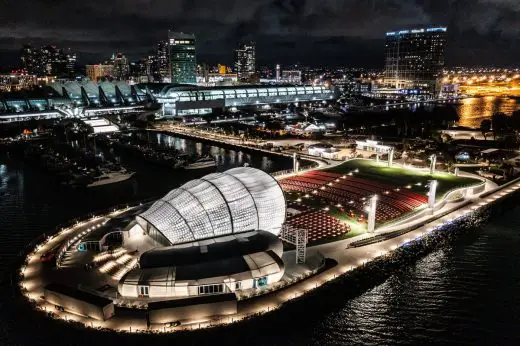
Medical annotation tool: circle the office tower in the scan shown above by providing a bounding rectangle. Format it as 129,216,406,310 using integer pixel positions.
21,44,74,77
110,53,130,80
383,27,447,95
234,41,256,82
65,49,77,78
21,45,39,75
168,31,197,84
152,40,169,82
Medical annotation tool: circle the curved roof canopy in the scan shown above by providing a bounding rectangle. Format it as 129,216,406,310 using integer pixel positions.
136,167,286,245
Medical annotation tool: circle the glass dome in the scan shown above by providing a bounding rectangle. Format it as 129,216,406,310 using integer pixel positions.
136,167,286,245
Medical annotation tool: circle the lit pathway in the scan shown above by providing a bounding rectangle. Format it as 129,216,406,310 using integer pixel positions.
18,178,519,333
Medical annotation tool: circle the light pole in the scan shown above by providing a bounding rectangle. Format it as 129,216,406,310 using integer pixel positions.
367,195,378,233
429,154,437,175
293,153,300,173
428,180,438,213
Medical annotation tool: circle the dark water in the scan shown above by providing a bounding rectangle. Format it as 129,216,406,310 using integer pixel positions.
1,134,520,344
455,96,520,128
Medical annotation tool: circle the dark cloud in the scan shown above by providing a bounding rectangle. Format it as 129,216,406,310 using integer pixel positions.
0,0,519,67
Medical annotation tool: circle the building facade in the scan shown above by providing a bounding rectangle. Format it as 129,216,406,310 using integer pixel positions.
119,167,287,298
110,53,130,81
21,44,75,78
234,41,256,82
0,72,38,92
383,27,447,96
281,70,302,84
86,64,114,82
168,31,197,84
141,84,337,117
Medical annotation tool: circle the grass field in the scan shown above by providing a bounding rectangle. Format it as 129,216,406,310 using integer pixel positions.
323,159,481,198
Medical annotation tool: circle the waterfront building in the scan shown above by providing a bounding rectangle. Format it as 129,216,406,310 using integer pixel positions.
0,82,337,120
234,41,256,82
168,31,197,84
383,27,447,96
141,83,337,117
86,64,114,82
67,167,287,298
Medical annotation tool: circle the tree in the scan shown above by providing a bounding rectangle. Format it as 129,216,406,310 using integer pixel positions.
480,119,491,140
510,110,520,132
491,112,508,140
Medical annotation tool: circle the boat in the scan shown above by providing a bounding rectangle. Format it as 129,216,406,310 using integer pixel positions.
184,156,217,170
87,170,135,188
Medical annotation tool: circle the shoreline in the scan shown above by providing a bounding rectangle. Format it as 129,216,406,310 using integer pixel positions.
14,164,519,335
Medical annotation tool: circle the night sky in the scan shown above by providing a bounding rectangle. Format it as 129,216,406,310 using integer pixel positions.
0,0,519,68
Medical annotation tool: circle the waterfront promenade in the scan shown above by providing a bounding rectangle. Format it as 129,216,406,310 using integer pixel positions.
18,153,516,333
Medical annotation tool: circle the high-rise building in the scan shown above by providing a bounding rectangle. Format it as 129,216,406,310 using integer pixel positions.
21,44,74,77
234,41,256,82
168,31,197,84
110,53,130,80
383,27,447,95
65,49,77,78
155,40,169,82
86,64,114,82
21,45,39,76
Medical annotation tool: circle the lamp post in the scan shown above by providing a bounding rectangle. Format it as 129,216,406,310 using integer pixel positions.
293,153,299,173
367,195,378,233
429,154,437,175
428,180,438,213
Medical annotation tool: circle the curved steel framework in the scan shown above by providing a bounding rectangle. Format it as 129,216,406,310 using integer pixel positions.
137,167,286,246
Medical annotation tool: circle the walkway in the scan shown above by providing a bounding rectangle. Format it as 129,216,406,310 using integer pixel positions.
18,170,517,333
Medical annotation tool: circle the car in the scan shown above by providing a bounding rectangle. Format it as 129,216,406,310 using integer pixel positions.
165,321,181,327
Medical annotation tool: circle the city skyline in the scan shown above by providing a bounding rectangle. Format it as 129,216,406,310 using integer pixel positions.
0,0,519,68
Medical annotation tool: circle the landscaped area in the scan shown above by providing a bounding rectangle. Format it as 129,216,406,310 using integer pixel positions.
324,159,481,197
281,159,482,244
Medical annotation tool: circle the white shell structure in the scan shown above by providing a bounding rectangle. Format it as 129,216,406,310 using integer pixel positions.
136,167,286,245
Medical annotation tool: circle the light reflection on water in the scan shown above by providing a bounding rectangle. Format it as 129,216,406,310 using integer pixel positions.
148,132,275,171
456,96,520,128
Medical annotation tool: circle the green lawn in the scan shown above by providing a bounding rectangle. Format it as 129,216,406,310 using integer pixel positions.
323,159,481,198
